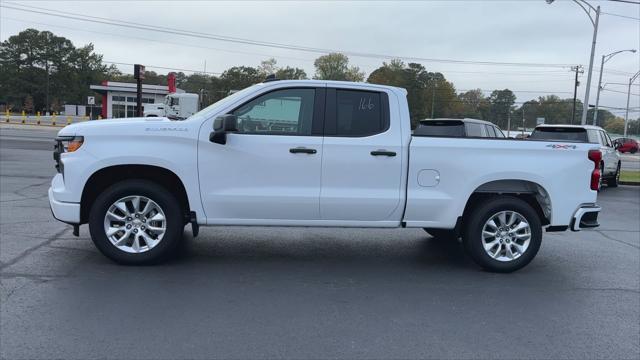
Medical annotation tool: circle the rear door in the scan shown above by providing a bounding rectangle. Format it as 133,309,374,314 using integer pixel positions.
320,88,403,222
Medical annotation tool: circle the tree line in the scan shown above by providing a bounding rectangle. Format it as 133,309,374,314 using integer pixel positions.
1,28,638,135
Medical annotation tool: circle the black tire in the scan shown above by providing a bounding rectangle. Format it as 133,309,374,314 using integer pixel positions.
598,162,604,192
423,228,458,239
607,163,620,188
462,196,542,273
630,148,637,154
88,179,184,265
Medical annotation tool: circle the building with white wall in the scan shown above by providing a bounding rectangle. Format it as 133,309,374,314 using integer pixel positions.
90,81,184,119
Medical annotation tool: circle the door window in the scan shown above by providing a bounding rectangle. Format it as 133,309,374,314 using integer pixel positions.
485,125,496,137
232,88,315,135
599,131,612,147
465,123,486,137
325,90,388,137
603,132,614,147
494,126,506,138
587,129,601,143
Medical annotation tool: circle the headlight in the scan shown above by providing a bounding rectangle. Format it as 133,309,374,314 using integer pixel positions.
55,136,84,153
53,136,84,173
66,137,84,152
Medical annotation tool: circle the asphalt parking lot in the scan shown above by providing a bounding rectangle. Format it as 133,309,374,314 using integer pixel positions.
1,125,639,360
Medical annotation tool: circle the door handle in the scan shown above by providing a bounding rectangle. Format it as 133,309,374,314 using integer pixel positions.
289,147,317,154
370,150,396,157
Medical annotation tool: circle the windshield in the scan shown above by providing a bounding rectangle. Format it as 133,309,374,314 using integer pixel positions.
530,127,589,142
192,84,263,120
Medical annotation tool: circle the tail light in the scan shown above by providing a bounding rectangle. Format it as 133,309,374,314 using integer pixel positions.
588,149,602,191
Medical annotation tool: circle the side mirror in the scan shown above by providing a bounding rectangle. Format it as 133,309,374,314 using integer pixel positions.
210,114,238,145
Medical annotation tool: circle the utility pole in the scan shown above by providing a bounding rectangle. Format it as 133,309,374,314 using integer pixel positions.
430,82,437,119
45,32,50,115
624,71,640,137
522,102,526,136
571,66,584,125
134,64,145,117
507,110,511,137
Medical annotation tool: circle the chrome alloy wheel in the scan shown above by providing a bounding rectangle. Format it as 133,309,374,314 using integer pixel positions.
481,210,531,262
103,195,166,254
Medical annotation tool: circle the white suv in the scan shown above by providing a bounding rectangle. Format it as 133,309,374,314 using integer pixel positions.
530,124,621,188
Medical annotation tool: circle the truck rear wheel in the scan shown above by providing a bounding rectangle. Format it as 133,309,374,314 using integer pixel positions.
88,180,184,265
607,163,620,188
463,196,542,273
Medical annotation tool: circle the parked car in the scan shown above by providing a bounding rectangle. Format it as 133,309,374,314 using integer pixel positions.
414,118,506,138
529,124,621,187
613,137,639,154
49,79,601,273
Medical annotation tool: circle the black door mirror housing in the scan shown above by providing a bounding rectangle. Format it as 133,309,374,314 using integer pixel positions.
210,114,238,144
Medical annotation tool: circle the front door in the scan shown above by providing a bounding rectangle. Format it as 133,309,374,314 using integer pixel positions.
198,87,325,223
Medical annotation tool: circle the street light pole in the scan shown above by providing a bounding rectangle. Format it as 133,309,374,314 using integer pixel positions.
581,4,599,125
624,71,640,137
546,0,600,125
593,49,637,126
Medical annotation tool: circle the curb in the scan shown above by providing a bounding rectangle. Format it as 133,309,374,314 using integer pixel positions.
0,123,63,131
619,181,640,186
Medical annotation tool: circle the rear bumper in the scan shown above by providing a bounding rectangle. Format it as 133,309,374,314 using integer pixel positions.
571,204,601,231
48,187,80,224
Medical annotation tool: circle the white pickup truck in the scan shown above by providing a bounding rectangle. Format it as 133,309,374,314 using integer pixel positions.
49,80,602,272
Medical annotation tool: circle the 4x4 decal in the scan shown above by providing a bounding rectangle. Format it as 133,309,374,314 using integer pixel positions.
546,144,577,149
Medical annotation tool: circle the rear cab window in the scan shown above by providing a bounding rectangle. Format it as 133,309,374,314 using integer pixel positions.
529,127,589,142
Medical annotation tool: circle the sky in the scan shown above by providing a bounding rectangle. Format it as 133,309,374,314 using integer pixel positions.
1,0,639,116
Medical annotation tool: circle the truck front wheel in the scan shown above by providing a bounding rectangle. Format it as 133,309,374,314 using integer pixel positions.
88,180,184,265
463,196,542,273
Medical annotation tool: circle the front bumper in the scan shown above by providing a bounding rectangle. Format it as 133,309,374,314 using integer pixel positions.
48,187,80,224
571,204,601,231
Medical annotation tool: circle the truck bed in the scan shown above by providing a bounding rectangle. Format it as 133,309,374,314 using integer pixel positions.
403,136,599,229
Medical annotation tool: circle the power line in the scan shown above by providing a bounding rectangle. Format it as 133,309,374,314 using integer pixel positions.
0,16,316,63
606,0,640,5
0,2,578,69
103,61,223,75
602,12,640,20
0,16,581,79
602,88,640,96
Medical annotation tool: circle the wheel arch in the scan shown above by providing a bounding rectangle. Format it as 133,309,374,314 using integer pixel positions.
80,165,190,224
462,179,552,226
